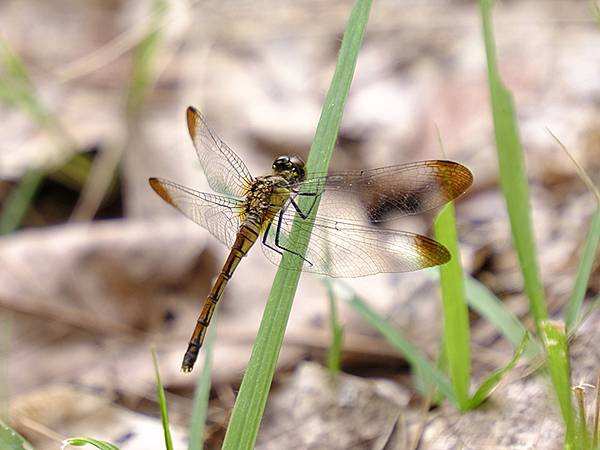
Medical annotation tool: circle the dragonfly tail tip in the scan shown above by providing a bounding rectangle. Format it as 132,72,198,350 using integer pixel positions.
181,345,201,373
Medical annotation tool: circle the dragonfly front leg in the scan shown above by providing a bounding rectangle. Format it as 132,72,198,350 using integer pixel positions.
289,191,319,219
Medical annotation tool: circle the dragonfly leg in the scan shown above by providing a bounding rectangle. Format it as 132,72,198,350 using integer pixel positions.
271,208,314,267
290,191,319,219
262,220,283,256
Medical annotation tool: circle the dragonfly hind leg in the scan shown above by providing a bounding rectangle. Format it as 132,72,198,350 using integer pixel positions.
262,211,313,267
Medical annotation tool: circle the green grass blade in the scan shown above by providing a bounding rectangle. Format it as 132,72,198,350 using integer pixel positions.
411,342,448,406
480,0,548,331
0,39,47,234
0,40,31,84
468,333,529,408
574,386,592,450
464,275,541,357
323,279,344,376
346,292,457,406
0,39,48,124
151,350,174,450
593,1,600,25
63,437,120,450
126,0,168,116
187,312,217,450
72,0,168,221
428,269,540,357
593,373,600,449
0,319,10,421
574,291,600,333
49,154,93,192
221,2,372,448
0,421,34,450
0,39,82,232
540,320,575,448
545,129,600,331
72,0,165,221
566,207,600,330
0,170,44,235
434,203,471,410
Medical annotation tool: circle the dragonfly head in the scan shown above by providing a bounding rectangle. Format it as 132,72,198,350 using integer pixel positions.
272,155,305,182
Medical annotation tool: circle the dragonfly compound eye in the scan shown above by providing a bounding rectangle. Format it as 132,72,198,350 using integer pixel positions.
273,156,293,172
289,156,305,179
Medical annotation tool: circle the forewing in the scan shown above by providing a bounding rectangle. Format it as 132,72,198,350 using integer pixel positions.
262,209,450,278
149,178,242,248
294,160,473,223
186,106,254,197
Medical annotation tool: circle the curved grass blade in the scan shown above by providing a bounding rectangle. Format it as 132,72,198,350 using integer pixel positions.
572,292,600,335
566,207,600,330
0,39,87,231
151,350,173,450
345,289,456,405
63,437,120,450
464,275,541,357
545,129,600,331
468,332,529,408
427,268,540,357
480,0,548,331
221,1,372,448
0,39,48,234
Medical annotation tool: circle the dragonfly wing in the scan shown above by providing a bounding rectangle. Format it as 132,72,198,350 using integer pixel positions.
186,106,254,198
149,178,242,248
295,160,473,223
261,209,450,278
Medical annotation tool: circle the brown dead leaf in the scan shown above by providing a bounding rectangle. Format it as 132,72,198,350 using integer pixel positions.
0,218,210,333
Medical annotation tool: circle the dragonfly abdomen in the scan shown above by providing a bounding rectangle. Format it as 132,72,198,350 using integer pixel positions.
181,221,261,372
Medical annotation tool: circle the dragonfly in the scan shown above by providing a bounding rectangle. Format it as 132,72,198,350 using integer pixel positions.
149,106,473,372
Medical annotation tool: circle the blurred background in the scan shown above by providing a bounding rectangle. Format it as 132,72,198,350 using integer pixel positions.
1,0,599,448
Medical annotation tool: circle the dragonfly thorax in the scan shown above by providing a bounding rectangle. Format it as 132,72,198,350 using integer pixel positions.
242,176,294,226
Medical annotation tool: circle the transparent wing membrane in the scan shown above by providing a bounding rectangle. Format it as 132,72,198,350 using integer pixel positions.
186,106,254,198
258,160,471,276
262,208,450,277
294,160,473,223
149,178,242,248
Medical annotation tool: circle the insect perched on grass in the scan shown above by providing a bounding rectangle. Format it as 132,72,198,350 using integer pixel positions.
149,106,473,372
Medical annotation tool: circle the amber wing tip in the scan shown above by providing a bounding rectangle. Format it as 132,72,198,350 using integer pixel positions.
438,244,452,265
461,164,474,191
415,234,452,267
186,106,200,137
427,243,451,267
148,178,173,204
